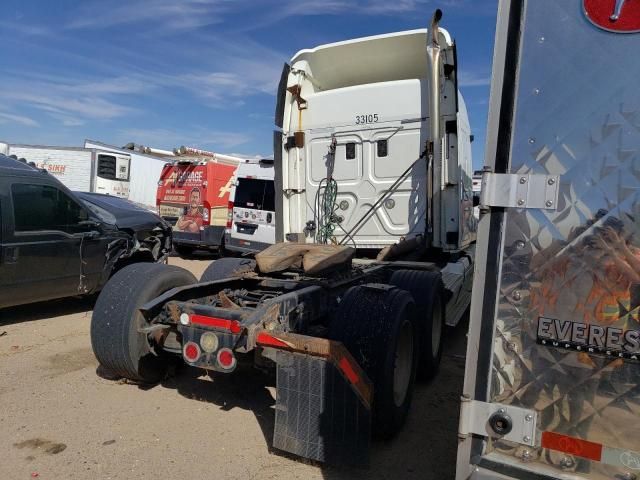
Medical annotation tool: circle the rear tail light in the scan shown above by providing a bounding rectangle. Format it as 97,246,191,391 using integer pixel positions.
189,314,242,334
202,208,210,224
183,342,201,362
217,348,236,370
226,201,234,228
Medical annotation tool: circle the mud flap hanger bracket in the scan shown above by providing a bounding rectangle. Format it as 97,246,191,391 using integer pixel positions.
480,171,560,210
459,398,538,447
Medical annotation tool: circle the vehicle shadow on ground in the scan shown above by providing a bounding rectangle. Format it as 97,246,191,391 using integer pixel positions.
0,295,97,327
159,361,278,449
154,315,469,480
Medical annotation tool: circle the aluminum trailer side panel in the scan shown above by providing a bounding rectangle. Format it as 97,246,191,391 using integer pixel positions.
6,145,93,191
458,1,640,479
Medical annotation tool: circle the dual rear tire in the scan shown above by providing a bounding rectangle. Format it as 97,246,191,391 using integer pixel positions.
389,270,445,380
330,284,418,439
330,270,444,438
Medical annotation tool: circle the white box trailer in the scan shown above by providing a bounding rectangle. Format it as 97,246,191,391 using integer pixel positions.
84,139,169,211
1,142,130,197
457,1,640,479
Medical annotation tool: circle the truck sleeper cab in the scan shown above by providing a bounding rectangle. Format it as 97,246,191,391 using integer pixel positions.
276,27,476,251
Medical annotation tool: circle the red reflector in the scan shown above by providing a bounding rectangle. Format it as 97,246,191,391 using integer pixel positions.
338,357,360,385
541,431,603,462
256,332,291,349
183,342,200,362
190,314,242,334
226,201,234,228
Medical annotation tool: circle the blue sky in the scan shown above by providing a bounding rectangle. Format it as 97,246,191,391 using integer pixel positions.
0,0,497,168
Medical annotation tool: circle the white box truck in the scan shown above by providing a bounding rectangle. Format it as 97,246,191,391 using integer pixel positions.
90,9,477,466
84,139,170,211
457,1,640,479
0,142,130,198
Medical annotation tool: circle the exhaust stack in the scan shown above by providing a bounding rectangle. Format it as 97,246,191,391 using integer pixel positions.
426,9,443,245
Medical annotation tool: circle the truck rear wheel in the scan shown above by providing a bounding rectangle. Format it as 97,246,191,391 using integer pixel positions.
330,285,418,439
389,270,445,380
200,257,256,282
91,263,197,383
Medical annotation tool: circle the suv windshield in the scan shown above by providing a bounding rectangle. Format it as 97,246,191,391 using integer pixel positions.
235,179,275,211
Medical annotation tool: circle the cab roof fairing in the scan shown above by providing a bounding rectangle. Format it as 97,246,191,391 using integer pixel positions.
288,28,454,93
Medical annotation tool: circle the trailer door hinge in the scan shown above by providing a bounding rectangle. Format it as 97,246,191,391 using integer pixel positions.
480,172,559,210
458,398,537,447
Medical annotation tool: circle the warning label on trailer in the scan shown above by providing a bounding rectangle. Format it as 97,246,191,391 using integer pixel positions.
537,316,640,361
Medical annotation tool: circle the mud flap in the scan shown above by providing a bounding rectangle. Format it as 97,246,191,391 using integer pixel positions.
257,331,372,466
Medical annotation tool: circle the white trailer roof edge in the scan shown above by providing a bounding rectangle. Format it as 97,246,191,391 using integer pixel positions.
7,144,99,153
84,139,170,161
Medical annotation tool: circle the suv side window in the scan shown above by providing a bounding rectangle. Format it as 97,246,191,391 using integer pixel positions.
12,183,89,234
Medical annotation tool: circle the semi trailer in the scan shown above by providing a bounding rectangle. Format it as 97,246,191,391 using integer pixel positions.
0,142,131,198
91,10,476,465
456,1,640,479
84,139,170,211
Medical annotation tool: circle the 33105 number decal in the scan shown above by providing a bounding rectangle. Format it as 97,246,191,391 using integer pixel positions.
355,114,379,125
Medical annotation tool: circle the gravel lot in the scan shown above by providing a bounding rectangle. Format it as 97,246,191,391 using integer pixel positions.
0,256,467,480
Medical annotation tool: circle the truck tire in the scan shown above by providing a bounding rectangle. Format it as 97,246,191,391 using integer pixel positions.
330,285,418,439
91,263,197,383
389,270,445,380
200,257,256,282
174,245,194,257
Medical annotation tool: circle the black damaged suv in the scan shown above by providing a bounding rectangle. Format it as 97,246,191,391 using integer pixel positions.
0,154,172,309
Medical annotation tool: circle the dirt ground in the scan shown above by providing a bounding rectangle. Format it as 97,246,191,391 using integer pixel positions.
0,256,468,480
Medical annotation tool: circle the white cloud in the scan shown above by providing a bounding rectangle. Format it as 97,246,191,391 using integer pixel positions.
0,21,50,36
458,71,491,87
63,0,493,34
0,111,39,127
117,127,251,150
66,0,231,31
9,91,136,120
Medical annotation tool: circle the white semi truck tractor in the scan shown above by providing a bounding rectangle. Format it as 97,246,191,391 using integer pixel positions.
90,10,476,465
